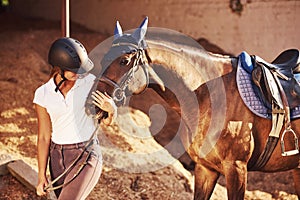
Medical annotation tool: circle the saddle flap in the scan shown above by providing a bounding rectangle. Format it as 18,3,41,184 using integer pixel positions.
252,63,283,108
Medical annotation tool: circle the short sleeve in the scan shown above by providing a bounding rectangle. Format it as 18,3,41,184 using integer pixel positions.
33,85,46,108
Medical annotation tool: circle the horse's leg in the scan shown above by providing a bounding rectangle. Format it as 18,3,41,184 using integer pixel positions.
194,163,220,200
293,168,300,198
223,161,247,200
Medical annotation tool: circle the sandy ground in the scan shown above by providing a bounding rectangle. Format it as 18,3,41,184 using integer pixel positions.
0,12,298,200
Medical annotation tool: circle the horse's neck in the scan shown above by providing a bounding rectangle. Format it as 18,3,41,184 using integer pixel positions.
147,40,235,91
146,40,236,142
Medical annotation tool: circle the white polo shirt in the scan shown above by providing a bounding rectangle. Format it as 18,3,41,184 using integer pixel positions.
33,73,97,144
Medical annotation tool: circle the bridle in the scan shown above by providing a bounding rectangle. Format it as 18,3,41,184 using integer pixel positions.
99,48,150,106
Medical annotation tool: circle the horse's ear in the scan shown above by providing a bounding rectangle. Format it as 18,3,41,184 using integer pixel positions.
132,16,148,44
114,21,123,39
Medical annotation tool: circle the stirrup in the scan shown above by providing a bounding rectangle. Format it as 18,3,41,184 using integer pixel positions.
280,128,299,156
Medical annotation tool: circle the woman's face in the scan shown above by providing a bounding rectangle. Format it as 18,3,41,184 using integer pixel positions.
64,71,78,81
63,71,88,81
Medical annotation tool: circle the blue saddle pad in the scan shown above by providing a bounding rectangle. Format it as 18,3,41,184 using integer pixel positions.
236,51,300,120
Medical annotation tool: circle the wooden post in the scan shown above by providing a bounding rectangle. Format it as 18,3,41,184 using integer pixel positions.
61,0,70,37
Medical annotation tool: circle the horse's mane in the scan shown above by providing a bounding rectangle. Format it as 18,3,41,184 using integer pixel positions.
145,28,234,90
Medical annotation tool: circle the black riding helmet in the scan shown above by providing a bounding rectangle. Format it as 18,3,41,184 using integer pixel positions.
48,37,94,74
48,37,94,92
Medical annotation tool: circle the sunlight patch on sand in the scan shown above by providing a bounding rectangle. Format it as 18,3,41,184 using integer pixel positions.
27,117,37,122
1,107,29,118
0,123,27,133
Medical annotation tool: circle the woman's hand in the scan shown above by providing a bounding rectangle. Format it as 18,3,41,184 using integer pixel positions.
36,175,48,196
91,90,117,125
91,91,116,113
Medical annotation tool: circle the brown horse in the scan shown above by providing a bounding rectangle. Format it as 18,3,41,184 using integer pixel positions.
87,18,300,199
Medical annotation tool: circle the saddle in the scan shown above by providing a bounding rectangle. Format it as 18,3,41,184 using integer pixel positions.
238,49,300,170
251,49,300,109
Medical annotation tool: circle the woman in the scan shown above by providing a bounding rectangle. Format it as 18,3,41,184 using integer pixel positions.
34,37,116,199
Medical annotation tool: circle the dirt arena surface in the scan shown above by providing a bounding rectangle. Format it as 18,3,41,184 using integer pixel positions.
0,12,298,200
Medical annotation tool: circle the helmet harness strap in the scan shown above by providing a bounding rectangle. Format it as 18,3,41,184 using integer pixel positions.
55,70,67,92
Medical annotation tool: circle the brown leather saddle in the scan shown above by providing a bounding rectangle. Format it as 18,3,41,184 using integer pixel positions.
251,49,300,110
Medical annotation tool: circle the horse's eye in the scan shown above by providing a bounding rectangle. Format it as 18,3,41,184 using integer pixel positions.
120,58,130,66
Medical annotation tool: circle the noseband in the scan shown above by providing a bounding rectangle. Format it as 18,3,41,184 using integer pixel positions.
99,49,149,105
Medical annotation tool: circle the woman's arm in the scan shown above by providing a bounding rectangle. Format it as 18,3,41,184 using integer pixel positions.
35,104,52,196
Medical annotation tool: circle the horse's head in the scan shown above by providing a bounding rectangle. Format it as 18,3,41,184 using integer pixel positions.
99,17,165,106
85,17,166,120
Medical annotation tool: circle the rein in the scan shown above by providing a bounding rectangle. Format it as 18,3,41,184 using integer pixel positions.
44,126,98,192
99,49,149,106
